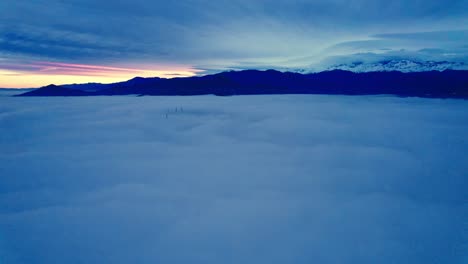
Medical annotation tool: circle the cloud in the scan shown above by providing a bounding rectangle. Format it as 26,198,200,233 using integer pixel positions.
1,0,468,71
0,95,467,263
373,30,468,42
315,49,468,71
0,60,199,77
0,59,202,88
281,29,468,71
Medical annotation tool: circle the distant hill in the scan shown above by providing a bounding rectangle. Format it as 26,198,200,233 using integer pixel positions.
18,85,90,96
60,83,109,91
0,88,36,97
16,70,468,99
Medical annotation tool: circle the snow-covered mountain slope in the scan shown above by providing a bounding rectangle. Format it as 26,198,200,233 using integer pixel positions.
325,59,468,72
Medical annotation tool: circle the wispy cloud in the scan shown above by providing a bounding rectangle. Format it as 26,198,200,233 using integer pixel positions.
0,60,202,87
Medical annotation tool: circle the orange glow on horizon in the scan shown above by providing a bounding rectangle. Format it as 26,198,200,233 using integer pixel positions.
0,61,203,88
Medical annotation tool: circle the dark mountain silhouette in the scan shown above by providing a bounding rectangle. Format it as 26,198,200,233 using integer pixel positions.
60,82,109,91
17,84,90,96
16,70,468,98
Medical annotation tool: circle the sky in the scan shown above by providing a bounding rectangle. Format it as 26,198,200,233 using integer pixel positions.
1,0,468,87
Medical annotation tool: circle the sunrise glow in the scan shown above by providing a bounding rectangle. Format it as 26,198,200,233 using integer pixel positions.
0,61,202,88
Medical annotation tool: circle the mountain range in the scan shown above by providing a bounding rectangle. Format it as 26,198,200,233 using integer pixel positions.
326,60,468,73
15,69,468,99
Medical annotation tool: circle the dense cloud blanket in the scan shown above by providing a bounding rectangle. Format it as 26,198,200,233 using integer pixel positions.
0,94,467,263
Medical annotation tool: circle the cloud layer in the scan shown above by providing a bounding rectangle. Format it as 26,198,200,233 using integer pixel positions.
0,94,467,263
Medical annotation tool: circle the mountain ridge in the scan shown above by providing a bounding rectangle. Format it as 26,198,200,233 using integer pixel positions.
325,59,467,73
15,69,468,99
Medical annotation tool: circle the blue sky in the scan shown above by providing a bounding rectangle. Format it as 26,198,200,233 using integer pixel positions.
1,0,468,87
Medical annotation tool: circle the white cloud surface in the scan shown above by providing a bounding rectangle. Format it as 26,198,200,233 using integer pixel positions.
0,94,467,263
